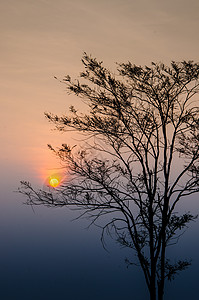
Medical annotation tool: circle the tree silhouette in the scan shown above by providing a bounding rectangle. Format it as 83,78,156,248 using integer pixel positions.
19,54,199,300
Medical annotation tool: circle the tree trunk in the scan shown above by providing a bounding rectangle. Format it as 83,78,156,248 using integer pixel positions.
149,264,157,300
157,239,166,300
158,282,164,300
149,286,156,300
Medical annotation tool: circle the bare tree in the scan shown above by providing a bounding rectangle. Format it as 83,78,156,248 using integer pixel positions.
19,54,199,300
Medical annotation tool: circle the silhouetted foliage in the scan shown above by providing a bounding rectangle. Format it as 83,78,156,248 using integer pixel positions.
19,54,199,300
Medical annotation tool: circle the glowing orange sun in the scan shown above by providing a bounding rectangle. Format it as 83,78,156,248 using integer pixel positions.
49,178,59,188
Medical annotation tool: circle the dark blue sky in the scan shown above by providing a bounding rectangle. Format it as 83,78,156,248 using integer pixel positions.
0,185,199,300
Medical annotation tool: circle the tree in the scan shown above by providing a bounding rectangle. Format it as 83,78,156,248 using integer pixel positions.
19,54,199,300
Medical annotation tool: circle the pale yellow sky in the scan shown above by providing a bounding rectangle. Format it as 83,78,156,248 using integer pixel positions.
1,0,199,186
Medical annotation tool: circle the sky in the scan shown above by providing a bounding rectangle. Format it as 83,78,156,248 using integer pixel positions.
1,0,199,299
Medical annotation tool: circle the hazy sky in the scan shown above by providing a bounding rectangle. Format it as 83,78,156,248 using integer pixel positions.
1,1,199,299
1,0,199,183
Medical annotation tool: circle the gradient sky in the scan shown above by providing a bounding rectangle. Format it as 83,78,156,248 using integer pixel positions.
1,0,199,299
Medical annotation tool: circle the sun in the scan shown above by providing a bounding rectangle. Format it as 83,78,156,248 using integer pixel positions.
45,172,63,188
49,177,59,188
